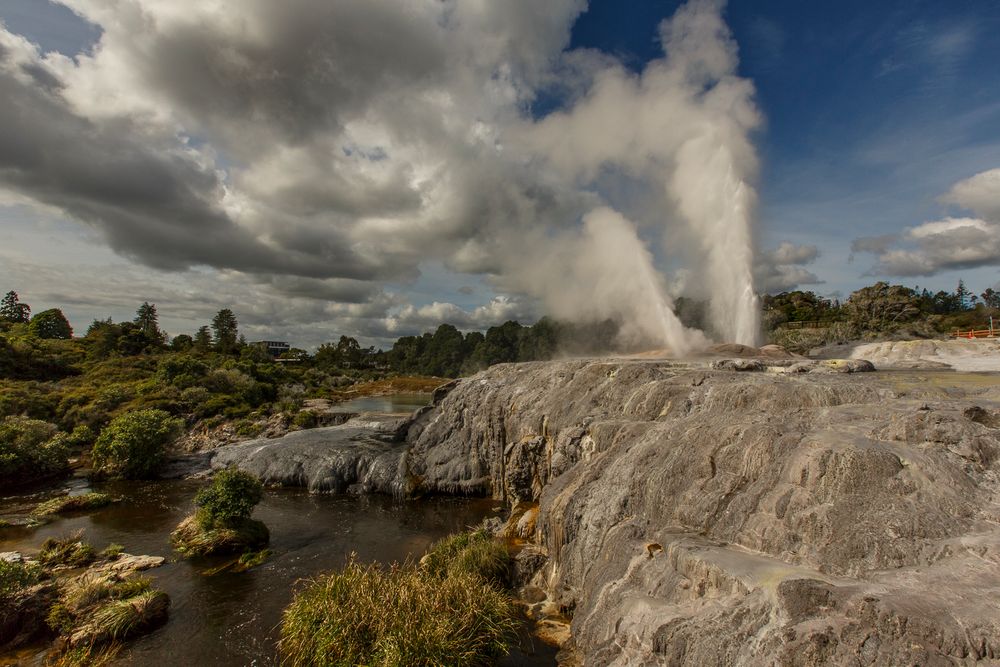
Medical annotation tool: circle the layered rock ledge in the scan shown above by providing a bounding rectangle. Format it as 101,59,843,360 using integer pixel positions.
403,359,1000,665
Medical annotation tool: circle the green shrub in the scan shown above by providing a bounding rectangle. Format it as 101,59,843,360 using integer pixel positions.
0,559,42,600
280,560,515,667
91,409,182,479
0,415,69,484
195,468,263,529
292,410,318,429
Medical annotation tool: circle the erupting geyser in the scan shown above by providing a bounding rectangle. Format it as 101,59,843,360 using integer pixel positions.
515,0,763,353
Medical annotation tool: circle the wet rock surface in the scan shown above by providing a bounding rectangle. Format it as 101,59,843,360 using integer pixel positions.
208,415,411,493
404,358,1000,665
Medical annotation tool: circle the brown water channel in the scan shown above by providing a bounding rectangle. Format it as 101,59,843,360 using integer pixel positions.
2,478,556,664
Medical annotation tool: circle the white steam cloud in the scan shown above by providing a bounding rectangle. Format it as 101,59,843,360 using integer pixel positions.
515,0,762,348
0,0,763,350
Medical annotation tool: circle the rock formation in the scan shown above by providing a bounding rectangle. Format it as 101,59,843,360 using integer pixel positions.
404,358,1000,665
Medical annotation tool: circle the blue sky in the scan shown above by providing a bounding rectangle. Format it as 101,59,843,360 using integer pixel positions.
1,0,999,346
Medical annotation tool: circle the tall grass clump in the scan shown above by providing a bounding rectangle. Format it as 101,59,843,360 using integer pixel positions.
38,533,97,568
419,529,511,586
280,530,515,666
32,492,113,517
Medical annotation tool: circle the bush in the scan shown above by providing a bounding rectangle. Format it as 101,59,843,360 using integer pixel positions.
0,560,42,600
0,416,69,484
91,409,182,479
292,410,317,429
195,468,263,529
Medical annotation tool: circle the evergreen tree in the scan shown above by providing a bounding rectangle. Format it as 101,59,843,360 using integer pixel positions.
134,302,161,340
194,326,212,351
0,291,31,323
956,279,971,310
211,309,239,353
981,288,1000,310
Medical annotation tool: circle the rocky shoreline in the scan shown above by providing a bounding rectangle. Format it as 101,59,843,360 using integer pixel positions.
180,352,1000,665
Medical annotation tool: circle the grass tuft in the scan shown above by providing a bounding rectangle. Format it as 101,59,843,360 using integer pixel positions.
419,528,511,586
280,530,516,667
38,532,97,568
171,514,269,557
32,493,114,517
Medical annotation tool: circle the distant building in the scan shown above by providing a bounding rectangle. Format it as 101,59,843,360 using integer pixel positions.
252,340,291,357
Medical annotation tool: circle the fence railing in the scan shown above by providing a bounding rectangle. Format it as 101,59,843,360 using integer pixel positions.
952,328,996,339
782,320,836,330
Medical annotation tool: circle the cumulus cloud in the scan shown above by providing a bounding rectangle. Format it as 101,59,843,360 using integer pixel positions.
854,169,1000,277
755,242,822,292
1,0,764,350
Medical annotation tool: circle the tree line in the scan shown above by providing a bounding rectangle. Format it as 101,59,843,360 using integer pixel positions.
4,277,1000,380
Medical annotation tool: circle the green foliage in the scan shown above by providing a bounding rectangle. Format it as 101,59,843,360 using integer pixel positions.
100,543,125,559
982,288,1000,310
844,282,921,332
170,334,194,351
211,309,239,354
0,290,31,323
29,308,73,339
194,326,212,351
195,468,264,529
235,548,272,571
292,409,318,429
762,291,840,328
48,569,168,655
91,409,182,479
134,302,162,341
0,559,42,600
0,415,69,484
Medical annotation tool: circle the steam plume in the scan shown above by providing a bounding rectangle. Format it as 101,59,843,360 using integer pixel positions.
518,0,762,349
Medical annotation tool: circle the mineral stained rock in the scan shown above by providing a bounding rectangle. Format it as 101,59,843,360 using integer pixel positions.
208,415,410,493
404,359,1000,665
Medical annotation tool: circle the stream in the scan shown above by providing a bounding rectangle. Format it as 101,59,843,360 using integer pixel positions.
1,394,557,666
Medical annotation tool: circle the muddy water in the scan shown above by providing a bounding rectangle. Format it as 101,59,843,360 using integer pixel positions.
1,476,554,665
333,392,431,413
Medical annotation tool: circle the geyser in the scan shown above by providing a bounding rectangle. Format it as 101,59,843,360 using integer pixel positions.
515,0,763,351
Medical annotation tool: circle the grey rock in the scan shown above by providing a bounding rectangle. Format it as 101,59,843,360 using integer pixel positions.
710,358,765,371
209,422,408,494
405,359,1000,665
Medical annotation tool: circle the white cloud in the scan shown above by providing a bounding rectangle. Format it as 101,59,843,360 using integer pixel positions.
755,242,822,292
1,0,765,350
854,169,1000,277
